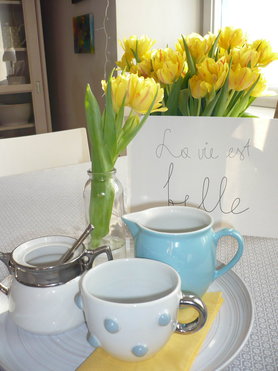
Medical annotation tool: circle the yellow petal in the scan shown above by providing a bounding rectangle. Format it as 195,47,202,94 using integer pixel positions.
229,66,259,91
219,27,246,50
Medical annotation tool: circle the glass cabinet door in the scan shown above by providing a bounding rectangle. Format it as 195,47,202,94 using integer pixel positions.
0,0,30,86
0,0,51,138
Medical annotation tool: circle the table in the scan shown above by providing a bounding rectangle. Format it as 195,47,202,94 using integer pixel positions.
0,162,277,370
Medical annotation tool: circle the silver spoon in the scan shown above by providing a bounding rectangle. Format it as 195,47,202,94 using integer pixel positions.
58,224,94,264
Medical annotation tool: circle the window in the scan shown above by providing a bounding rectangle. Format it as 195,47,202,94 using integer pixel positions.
203,0,278,110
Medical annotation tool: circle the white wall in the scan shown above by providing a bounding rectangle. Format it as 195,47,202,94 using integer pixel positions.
41,0,117,131
116,0,202,57
41,0,202,132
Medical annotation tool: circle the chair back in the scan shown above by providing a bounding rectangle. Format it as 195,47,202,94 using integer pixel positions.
0,128,90,177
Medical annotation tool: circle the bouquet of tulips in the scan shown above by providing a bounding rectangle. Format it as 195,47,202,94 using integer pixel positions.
85,26,277,248
85,72,165,248
116,27,278,117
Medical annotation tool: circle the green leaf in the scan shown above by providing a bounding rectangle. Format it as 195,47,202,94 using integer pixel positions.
240,112,258,118
201,90,221,116
228,76,260,117
116,88,159,156
212,60,231,116
164,77,183,115
208,31,221,59
225,90,242,113
116,115,140,155
178,88,190,115
182,35,196,76
115,97,126,137
85,84,111,172
103,73,117,163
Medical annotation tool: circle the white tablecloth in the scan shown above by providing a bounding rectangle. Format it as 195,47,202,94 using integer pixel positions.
0,162,277,370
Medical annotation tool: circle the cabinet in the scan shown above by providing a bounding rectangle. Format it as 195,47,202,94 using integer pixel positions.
0,0,51,138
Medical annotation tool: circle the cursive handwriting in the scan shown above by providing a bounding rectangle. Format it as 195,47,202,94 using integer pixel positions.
156,129,191,159
198,142,219,160
163,162,249,215
226,138,251,160
156,128,251,161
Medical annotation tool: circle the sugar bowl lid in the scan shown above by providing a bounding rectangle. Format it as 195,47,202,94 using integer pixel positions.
2,236,112,287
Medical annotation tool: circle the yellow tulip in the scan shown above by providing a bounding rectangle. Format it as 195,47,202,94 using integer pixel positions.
102,74,131,112
197,57,229,91
127,74,167,113
251,40,278,67
116,52,133,71
251,75,267,97
230,47,260,69
151,48,185,85
102,73,166,114
229,65,260,91
119,35,156,63
129,53,153,78
219,27,246,50
189,75,212,98
189,57,228,99
204,32,217,53
176,33,209,63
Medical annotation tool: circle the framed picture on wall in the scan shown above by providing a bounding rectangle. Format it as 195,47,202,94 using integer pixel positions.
73,14,94,54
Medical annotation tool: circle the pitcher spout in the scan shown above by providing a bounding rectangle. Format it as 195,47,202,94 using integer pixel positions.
122,212,143,238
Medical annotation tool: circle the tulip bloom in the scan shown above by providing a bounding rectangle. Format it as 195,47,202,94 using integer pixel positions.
197,57,229,90
102,74,130,112
189,58,228,98
176,33,210,63
219,27,246,50
251,40,278,67
189,75,212,98
251,75,267,97
127,74,167,113
130,53,153,78
102,73,166,114
151,48,185,85
229,66,260,91
119,35,155,63
230,47,260,69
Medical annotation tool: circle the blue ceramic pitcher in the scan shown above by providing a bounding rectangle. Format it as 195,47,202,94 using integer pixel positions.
122,206,244,297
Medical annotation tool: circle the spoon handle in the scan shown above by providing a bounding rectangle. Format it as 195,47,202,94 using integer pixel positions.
59,224,94,263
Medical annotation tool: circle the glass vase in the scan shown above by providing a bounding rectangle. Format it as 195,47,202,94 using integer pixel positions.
83,169,126,253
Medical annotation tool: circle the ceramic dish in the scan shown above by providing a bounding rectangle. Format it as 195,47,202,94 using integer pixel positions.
0,268,253,371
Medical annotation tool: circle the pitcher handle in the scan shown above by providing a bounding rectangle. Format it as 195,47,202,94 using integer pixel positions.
0,252,12,295
213,228,244,280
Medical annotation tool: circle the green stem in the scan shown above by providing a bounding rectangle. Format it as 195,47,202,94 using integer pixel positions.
88,171,115,249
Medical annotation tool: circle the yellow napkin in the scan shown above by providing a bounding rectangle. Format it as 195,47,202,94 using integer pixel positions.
77,292,223,371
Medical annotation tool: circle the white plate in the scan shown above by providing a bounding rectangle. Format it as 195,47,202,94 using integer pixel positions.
0,269,253,371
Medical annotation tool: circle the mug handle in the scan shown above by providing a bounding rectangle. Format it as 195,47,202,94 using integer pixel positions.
175,294,207,334
213,228,244,280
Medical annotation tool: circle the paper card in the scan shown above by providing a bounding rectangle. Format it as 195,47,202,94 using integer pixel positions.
127,116,278,238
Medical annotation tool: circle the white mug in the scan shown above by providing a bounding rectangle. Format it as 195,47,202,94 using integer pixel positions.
77,258,207,361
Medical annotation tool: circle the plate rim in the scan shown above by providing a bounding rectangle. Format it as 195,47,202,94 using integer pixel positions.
0,268,254,371
195,268,254,371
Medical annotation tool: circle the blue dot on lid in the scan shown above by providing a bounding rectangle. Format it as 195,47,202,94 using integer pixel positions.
158,312,171,326
132,344,148,357
104,318,119,333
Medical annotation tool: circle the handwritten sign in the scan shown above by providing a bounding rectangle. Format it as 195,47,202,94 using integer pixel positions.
127,116,278,238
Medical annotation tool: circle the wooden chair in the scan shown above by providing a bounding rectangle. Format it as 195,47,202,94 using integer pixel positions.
0,128,90,177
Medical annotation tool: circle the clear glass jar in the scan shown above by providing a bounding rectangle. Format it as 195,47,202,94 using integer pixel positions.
83,169,126,254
